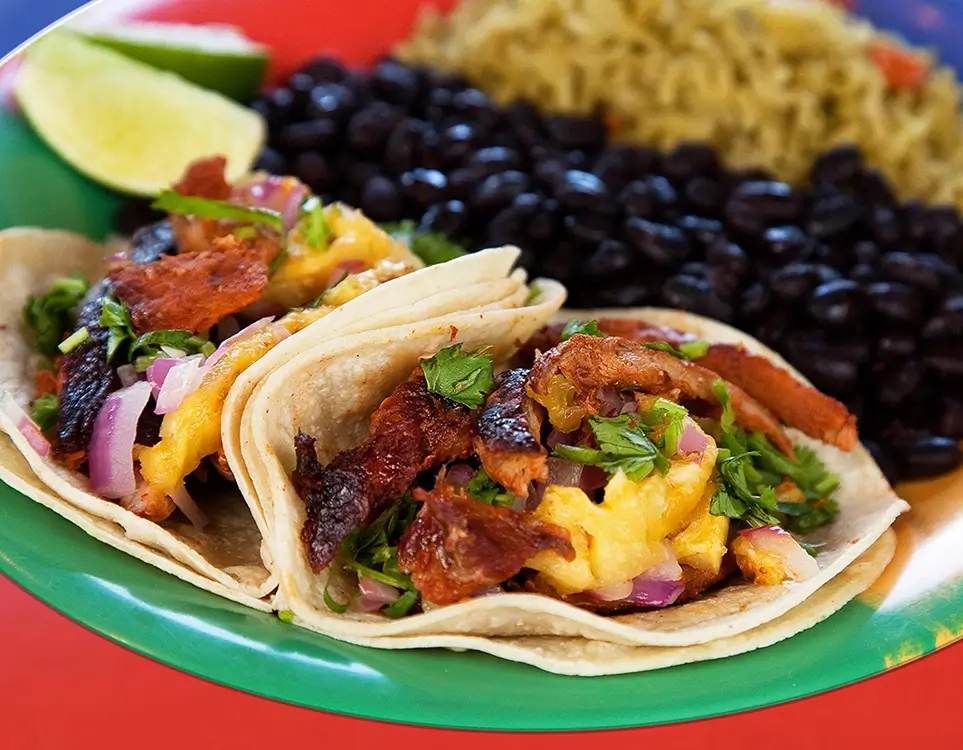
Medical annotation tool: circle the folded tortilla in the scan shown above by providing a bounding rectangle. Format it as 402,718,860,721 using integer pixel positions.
0,228,543,607
254,304,908,657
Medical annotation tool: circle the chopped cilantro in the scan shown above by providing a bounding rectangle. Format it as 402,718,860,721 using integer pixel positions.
554,414,667,481
151,190,284,235
643,339,709,361
561,319,604,341
100,298,214,369
277,609,295,623
524,283,542,305
381,220,467,265
420,344,495,409
323,582,349,614
299,196,332,250
100,298,137,363
467,468,515,508
638,397,688,456
57,326,89,354
23,275,90,356
30,393,59,433
383,588,419,619
713,378,736,434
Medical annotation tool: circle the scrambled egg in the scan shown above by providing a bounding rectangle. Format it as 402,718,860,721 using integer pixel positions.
527,433,719,595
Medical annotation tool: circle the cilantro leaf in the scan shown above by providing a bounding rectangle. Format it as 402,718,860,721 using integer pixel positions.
643,340,710,360
299,196,331,250
23,275,91,356
561,319,604,341
381,220,466,265
99,298,137,363
467,468,515,508
709,486,746,519
709,448,781,528
420,344,495,409
713,378,736,435
151,190,284,235
637,397,688,457
99,298,214,369
30,393,59,433
554,414,665,481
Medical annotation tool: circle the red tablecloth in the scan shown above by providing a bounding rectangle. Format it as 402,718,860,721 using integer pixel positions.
0,573,959,747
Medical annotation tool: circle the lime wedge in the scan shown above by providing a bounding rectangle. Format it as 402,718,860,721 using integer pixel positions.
78,22,269,102
14,32,266,197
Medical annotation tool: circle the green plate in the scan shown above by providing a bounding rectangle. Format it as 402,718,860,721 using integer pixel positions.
2,102,963,732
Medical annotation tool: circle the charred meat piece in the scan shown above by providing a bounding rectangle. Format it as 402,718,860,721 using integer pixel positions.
296,369,477,572
474,368,548,497
109,234,277,334
118,482,176,522
397,484,574,605
128,220,177,263
172,155,233,200
529,334,796,456
525,319,857,451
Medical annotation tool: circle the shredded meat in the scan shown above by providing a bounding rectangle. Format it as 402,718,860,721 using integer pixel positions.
295,369,476,572
173,156,232,200
109,234,277,333
529,334,797,456
118,483,176,522
524,319,857,451
397,484,574,605
473,368,548,496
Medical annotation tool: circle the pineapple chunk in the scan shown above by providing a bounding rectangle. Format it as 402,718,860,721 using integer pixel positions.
527,436,718,595
670,485,729,574
263,204,422,308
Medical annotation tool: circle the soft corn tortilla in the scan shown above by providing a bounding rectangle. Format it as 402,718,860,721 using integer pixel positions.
262,305,908,650
0,228,537,605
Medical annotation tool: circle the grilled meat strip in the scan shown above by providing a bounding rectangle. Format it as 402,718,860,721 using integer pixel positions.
397,484,574,605
473,368,548,497
296,368,476,572
529,334,797,456
526,319,857,451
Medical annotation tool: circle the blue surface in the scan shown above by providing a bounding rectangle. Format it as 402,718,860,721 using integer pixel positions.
0,0,88,57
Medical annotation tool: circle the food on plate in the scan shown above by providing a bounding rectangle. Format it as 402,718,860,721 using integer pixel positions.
0,156,543,606
245,303,905,670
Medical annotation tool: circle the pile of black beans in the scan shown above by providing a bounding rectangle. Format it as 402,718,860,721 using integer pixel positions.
113,55,963,483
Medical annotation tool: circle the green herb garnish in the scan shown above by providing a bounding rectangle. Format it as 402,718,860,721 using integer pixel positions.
420,344,495,409
561,319,604,341
381,220,467,265
277,609,295,623
100,298,137,363
30,393,59,433
323,582,349,614
554,414,667,482
23,275,91,356
152,190,284,234
467,468,515,508
100,298,214,369
299,196,332,250
637,397,688,457
524,283,543,305
643,340,710,361
57,326,89,354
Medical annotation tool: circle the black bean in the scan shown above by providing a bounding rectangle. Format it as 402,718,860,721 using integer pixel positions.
895,436,962,480
563,213,615,245
452,88,499,126
533,158,568,189
903,199,930,245
865,281,924,323
676,215,724,249
922,313,963,341
740,282,771,321
486,205,528,245
587,284,657,307
854,169,897,209
770,262,827,302
623,218,691,267
880,251,946,292
592,148,634,192
301,57,347,84
725,181,805,235
876,361,925,406
624,147,662,176
504,99,544,146
555,170,611,213
796,355,860,395
807,279,862,326
286,72,316,110
876,331,917,360
424,87,455,121
371,60,421,105
810,145,863,188
472,170,531,210
278,119,339,152
359,176,403,222
400,168,448,206
294,152,337,193
661,275,733,321
347,102,404,152
807,193,863,239
853,240,881,265
754,307,793,347
537,242,581,282
527,201,561,242
584,239,635,278
544,114,605,151
684,176,725,215
263,87,295,123
382,119,427,175
864,440,900,484
443,168,476,202
662,142,719,184
469,147,522,176
761,225,812,262
619,180,655,219
868,208,902,248
924,341,963,376
308,82,358,122
940,399,963,439
849,264,880,283
418,200,467,236
253,146,288,176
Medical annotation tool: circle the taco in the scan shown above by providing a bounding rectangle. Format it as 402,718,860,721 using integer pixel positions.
0,156,542,607
252,306,907,663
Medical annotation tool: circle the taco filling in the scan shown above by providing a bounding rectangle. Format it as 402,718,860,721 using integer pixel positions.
14,156,422,525
293,318,856,618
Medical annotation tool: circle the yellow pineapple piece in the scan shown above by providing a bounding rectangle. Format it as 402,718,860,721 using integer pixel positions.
670,485,729,574
527,434,718,595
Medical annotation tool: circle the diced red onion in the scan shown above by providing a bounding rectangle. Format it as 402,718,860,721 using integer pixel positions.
326,259,366,288
349,596,385,613
546,429,574,450
585,544,685,608
358,577,401,605
166,483,210,528
595,387,623,417
88,382,152,499
619,399,638,414
739,525,819,582
547,457,583,487
116,364,139,388
205,316,274,367
446,463,475,488
154,356,205,415
592,580,634,601
677,417,709,461
233,175,308,233
1,398,51,457
579,466,608,492
106,250,128,263
472,586,505,598
145,357,180,398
